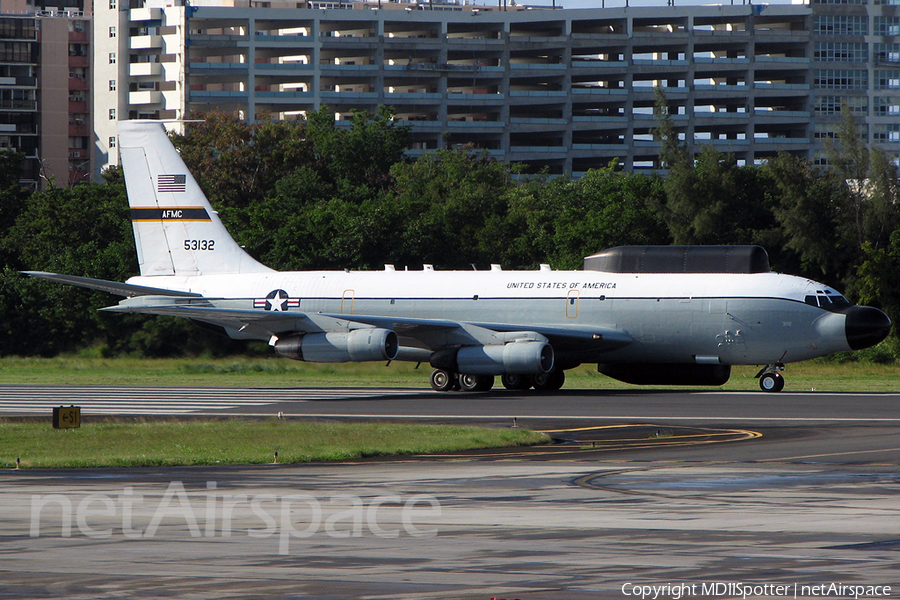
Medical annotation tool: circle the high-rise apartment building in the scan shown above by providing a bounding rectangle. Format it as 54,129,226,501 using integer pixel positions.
0,0,90,187
94,0,900,175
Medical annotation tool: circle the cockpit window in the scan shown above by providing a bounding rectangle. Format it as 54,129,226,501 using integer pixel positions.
805,293,851,311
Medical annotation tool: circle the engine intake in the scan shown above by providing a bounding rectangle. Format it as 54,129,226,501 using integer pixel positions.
273,328,399,363
430,341,554,376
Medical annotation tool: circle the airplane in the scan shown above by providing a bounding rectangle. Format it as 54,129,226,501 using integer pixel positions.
26,121,891,393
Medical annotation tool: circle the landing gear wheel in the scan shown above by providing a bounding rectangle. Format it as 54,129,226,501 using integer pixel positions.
430,369,457,392
459,374,494,392
532,370,565,391
759,372,784,393
501,373,532,390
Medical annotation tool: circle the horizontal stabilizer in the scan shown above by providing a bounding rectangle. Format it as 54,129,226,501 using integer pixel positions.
23,271,201,298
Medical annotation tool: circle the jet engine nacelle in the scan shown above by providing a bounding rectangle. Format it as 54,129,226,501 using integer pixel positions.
273,329,399,363
430,341,554,375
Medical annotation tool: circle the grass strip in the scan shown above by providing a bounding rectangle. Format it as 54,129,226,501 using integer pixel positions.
0,356,898,392
0,419,548,469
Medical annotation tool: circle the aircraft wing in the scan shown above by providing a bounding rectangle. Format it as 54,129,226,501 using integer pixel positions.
102,297,633,355
330,313,633,354
24,272,201,298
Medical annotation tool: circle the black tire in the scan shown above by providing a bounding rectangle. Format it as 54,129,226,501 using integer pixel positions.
532,370,565,391
501,373,532,390
759,372,784,393
459,374,494,392
430,369,457,392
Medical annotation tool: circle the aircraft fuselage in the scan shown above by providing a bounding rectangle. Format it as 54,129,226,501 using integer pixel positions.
124,268,867,367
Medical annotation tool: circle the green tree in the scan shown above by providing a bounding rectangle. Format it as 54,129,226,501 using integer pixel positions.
304,105,411,200
0,148,27,264
172,112,313,209
0,171,135,355
758,152,850,280
386,149,515,269
504,163,669,269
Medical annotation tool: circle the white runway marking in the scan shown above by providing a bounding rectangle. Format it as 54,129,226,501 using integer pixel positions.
0,385,422,415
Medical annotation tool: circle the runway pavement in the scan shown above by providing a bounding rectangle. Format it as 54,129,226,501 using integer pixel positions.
1,385,899,599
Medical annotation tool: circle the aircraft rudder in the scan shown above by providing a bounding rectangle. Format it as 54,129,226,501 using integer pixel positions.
116,120,271,277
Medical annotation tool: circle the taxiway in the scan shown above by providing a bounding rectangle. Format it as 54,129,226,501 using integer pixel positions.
1,386,898,599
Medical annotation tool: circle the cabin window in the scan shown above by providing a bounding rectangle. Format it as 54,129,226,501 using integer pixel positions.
805,294,850,311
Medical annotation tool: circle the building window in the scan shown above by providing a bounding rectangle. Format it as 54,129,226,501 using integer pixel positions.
874,124,900,142
815,123,867,140
875,96,900,115
109,79,116,91
109,26,116,38
109,52,116,64
109,0,116,8
814,15,868,36
109,136,116,148
814,43,867,62
815,95,867,116
875,44,900,64
875,70,900,90
875,17,900,37
814,69,868,90
109,109,116,120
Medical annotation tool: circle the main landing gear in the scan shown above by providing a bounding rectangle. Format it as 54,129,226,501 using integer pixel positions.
430,369,565,392
755,363,785,393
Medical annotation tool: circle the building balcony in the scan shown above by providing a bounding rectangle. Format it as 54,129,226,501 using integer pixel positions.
130,7,163,21
571,60,628,69
693,84,750,92
256,63,313,71
753,109,811,118
445,120,505,128
129,62,162,77
256,90,314,98
0,99,37,111
571,87,629,96
254,35,314,43
320,91,378,99
510,117,567,125
130,35,163,50
752,136,809,144
189,34,248,45
189,90,249,100
509,63,567,70
320,64,378,72
508,90,567,97
507,146,568,155
572,143,629,151
128,90,162,105
384,92,443,100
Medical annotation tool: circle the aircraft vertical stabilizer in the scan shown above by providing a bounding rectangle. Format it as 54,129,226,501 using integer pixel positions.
117,121,272,277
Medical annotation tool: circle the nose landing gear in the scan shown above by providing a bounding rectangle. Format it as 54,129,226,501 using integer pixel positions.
755,363,785,392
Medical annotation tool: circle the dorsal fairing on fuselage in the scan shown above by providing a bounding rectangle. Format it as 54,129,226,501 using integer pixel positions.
584,245,771,275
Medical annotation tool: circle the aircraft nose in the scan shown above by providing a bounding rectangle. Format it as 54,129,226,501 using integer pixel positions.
845,306,892,350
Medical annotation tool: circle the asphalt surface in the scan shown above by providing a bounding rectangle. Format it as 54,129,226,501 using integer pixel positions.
1,385,899,599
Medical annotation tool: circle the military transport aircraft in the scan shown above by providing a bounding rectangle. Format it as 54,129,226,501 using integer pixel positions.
27,121,891,393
